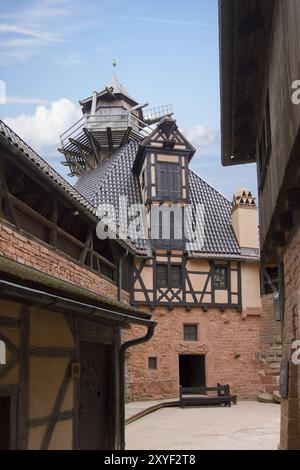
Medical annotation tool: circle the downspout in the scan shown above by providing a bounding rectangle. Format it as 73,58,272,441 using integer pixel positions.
117,247,156,449
119,323,156,450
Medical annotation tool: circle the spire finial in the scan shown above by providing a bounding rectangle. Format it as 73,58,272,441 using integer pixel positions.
112,58,118,76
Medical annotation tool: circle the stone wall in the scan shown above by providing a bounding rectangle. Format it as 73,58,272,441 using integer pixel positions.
258,294,282,394
125,306,262,401
281,224,300,450
0,221,129,304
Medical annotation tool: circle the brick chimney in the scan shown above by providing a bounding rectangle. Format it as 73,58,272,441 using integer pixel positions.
231,188,259,248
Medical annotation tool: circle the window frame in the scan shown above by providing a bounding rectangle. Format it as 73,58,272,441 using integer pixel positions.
148,357,157,370
213,265,229,290
183,324,198,342
156,263,183,289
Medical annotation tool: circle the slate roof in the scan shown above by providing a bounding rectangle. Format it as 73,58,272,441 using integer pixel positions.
0,119,259,262
75,142,259,262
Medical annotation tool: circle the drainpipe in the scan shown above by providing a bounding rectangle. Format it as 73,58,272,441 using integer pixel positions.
119,324,156,450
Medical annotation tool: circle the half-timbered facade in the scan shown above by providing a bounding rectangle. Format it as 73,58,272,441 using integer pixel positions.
66,75,263,401
0,120,155,450
219,0,300,450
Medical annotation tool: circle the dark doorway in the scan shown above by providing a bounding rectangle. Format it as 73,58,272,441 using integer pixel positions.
0,396,10,450
79,342,114,450
179,355,206,388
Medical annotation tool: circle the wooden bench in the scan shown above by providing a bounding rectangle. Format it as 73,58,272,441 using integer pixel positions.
179,384,233,408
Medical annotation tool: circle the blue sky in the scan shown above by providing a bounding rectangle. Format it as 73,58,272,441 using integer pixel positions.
0,0,257,200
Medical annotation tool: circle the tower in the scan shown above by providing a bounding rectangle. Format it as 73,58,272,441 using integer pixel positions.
59,74,173,176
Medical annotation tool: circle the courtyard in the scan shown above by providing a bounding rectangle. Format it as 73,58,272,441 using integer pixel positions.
126,401,280,450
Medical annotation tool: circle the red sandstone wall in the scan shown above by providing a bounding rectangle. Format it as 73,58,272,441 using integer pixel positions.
259,294,282,394
125,306,262,401
281,225,300,450
0,221,129,304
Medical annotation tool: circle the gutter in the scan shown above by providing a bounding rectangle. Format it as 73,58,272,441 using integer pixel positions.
119,323,156,450
0,278,154,327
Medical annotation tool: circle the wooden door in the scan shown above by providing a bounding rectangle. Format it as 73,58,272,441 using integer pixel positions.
179,355,206,388
79,342,114,450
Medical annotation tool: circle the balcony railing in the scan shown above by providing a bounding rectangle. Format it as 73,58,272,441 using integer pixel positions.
60,111,153,148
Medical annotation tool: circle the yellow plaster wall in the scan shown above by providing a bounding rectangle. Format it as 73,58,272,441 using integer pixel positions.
232,207,259,249
241,263,262,309
49,420,73,450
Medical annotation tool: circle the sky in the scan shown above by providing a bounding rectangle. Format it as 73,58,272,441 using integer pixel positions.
0,0,258,200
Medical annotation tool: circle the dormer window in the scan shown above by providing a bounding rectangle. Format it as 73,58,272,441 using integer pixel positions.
156,161,182,200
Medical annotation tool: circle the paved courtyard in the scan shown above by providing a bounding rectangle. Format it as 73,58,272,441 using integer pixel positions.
126,401,280,450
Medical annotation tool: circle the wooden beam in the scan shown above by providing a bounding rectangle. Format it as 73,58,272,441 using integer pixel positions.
79,228,93,265
238,4,264,39
288,189,300,210
0,316,20,328
277,212,294,232
69,138,92,155
271,231,285,248
83,128,101,150
82,129,101,165
120,127,132,147
17,305,30,450
50,198,58,248
29,410,73,428
107,127,113,152
0,168,20,229
29,346,75,357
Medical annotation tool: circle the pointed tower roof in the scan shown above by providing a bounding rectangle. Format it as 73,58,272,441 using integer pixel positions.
80,73,138,106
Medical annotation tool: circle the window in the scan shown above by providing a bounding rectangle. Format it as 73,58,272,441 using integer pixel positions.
170,265,182,287
156,264,168,287
214,266,228,289
156,162,182,199
148,357,157,370
156,264,183,288
184,325,198,342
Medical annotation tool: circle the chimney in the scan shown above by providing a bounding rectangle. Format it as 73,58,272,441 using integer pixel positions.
231,188,259,249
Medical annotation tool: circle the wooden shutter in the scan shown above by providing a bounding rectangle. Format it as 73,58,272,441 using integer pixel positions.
156,162,181,199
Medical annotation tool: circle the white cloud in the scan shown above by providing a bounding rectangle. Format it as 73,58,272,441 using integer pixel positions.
3,99,82,150
102,15,212,27
184,125,220,149
0,0,72,65
0,23,65,42
6,96,52,105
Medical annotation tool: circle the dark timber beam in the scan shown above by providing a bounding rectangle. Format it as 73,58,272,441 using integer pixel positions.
69,138,92,155
107,127,113,152
237,4,264,39
271,232,285,248
83,128,101,164
288,189,300,210
277,212,294,232
120,126,132,147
